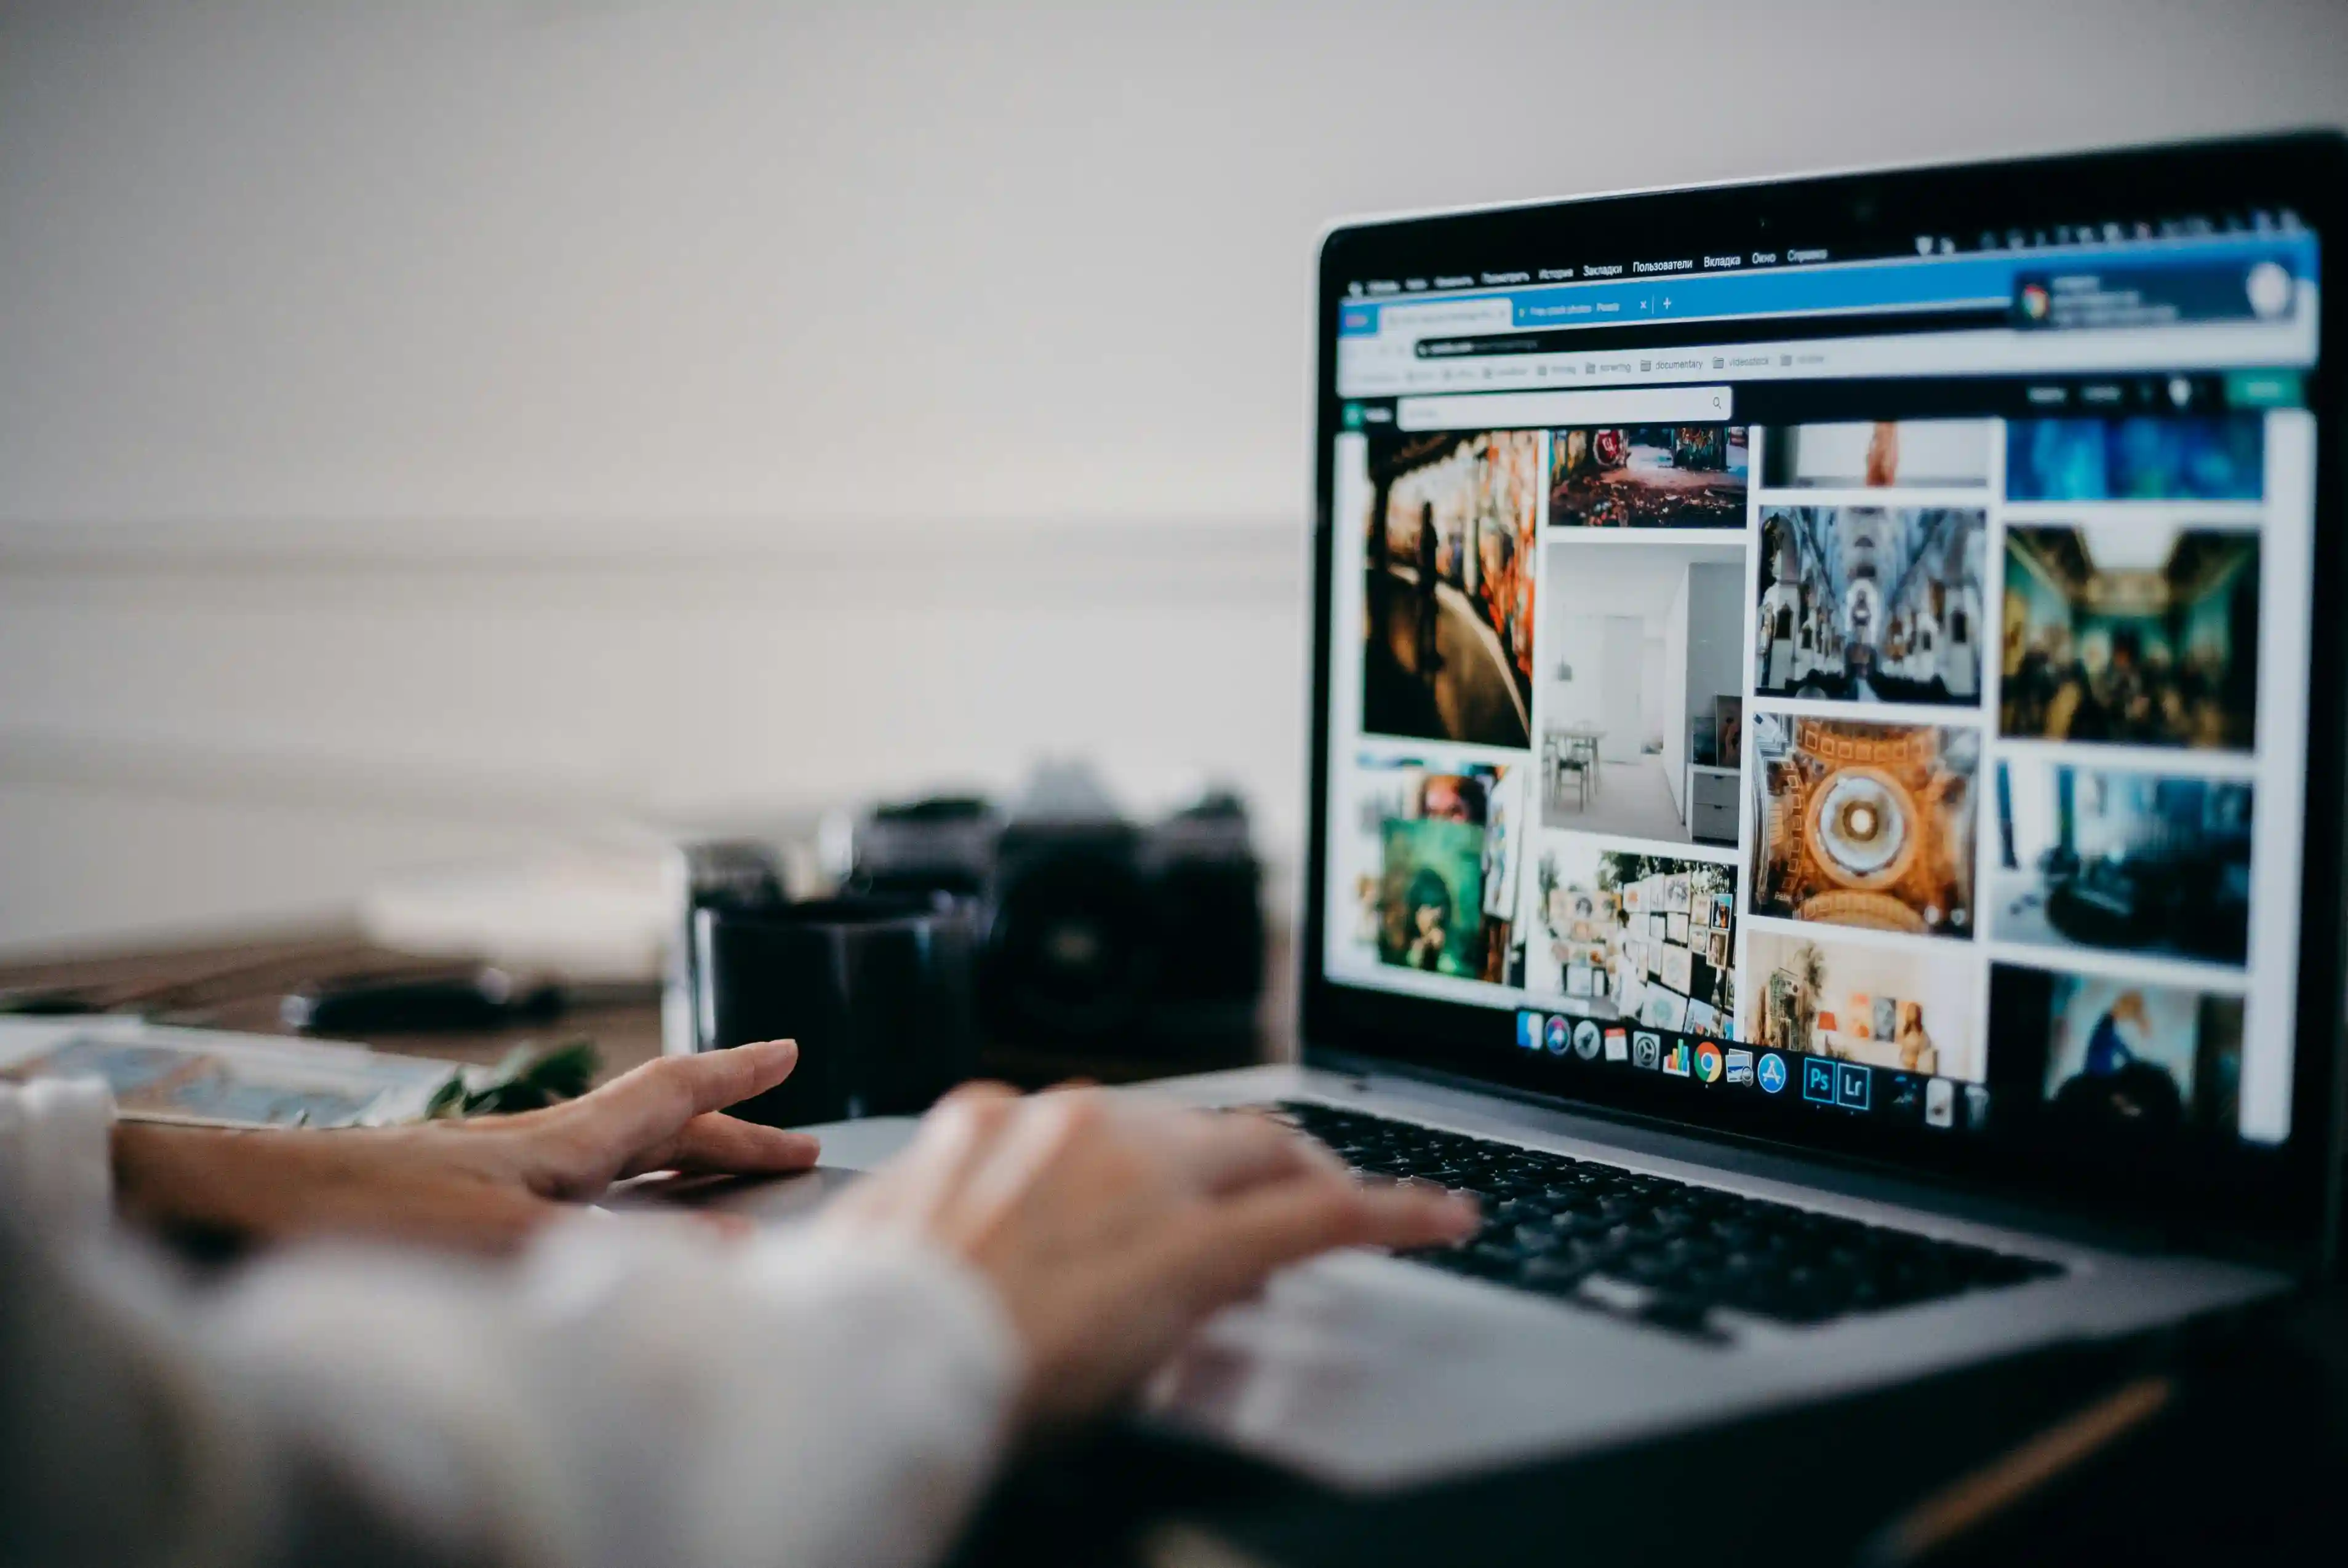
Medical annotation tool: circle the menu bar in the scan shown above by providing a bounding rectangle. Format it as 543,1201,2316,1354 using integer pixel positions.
1344,204,2314,301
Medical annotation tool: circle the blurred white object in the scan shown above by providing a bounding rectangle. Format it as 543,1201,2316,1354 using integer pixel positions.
358,852,673,981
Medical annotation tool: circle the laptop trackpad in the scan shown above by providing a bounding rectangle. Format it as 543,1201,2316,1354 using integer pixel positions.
1145,1248,1768,1490
598,1114,920,1222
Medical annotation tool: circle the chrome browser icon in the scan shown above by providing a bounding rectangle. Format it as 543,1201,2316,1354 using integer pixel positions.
1694,1040,1725,1083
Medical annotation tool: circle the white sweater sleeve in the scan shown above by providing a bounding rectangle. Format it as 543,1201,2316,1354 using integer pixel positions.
0,1081,1021,1568
0,1075,115,1243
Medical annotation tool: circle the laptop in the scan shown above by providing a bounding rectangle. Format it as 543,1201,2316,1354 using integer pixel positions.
761,132,2348,1488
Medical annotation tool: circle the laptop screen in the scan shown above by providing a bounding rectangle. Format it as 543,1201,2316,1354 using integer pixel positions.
1306,136,2344,1240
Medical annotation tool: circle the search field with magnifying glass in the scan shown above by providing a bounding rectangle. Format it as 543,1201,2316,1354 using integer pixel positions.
1395,385,1731,431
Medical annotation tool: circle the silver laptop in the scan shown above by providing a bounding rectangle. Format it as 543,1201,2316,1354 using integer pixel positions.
754,134,2348,1489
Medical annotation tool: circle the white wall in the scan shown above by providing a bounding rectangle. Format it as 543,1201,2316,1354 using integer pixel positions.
1685,562,1746,758
1639,635,1668,753
1600,616,1647,767
1544,615,1604,733
1661,575,1691,811
4,0,2345,953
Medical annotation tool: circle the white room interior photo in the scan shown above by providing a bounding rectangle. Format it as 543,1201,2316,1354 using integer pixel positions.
1536,542,1744,846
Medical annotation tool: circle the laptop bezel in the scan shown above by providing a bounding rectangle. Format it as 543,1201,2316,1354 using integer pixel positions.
1298,132,2348,1272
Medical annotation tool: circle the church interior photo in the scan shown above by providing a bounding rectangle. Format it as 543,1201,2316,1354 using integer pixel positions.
1750,714,1980,938
1754,507,1987,706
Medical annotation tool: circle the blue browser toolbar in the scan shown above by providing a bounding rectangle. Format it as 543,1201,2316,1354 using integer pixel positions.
1336,234,2318,338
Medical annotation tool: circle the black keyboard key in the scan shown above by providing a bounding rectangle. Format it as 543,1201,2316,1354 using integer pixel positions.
1267,1101,2062,1339
1519,1254,1597,1293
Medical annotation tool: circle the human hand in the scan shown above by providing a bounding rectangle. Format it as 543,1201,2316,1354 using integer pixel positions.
111,1040,818,1254
818,1086,1477,1430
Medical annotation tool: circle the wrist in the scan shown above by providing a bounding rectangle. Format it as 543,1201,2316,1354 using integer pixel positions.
111,1122,303,1248
110,1122,217,1232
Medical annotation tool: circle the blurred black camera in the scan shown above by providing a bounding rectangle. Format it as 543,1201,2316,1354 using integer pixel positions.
847,766,1265,1052
667,767,1265,1073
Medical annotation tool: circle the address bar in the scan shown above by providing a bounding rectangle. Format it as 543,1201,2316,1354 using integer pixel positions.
1375,298,1515,336
1397,384,1733,431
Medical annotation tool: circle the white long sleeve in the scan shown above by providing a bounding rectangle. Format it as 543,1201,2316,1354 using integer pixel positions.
0,1082,1021,1568
0,1074,114,1241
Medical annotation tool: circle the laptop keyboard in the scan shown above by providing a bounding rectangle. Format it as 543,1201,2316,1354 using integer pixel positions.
1271,1101,2062,1341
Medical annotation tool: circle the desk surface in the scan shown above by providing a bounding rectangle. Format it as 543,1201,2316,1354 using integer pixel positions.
0,928,670,1078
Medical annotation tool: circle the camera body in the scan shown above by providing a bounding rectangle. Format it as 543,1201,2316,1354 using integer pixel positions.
849,771,1264,1052
666,771,1265,1062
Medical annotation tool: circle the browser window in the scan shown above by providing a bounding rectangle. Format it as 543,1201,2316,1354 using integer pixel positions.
1319,215,2320,1160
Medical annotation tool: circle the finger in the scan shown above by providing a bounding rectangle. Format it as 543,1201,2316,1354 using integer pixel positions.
577,1041,804,1156
1167,1176,1478,1310
831,1079,1019,1227
903,1082,1020,1160
658,1040,804,1117
655,1113,821,1177
1157,1107,1341,1196
935,1078,1020,1108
